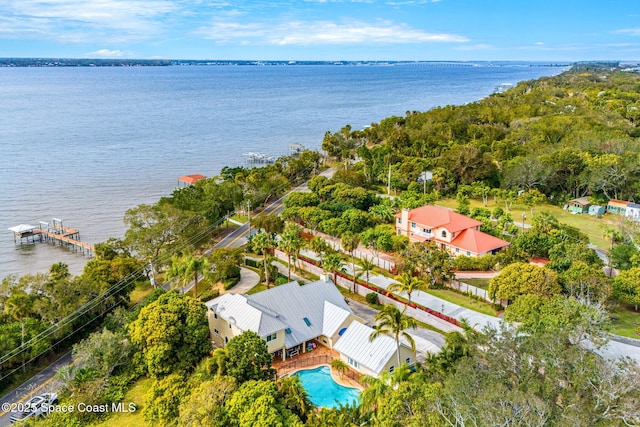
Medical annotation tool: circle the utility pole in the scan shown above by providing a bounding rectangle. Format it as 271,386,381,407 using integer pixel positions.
247,200,252,236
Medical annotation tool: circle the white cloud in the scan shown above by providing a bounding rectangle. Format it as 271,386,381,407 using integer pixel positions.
0,0,177,42
85,48,133,57
197,19,468,45
536,41,544,46
615,28,640,36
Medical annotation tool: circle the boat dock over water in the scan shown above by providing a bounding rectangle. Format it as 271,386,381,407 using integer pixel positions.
8,219,94,256
243,152,276,164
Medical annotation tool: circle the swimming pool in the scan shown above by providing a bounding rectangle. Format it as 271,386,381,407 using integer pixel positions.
293,365,360,408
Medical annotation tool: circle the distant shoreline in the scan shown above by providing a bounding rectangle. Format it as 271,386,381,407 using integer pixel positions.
0,58,573,68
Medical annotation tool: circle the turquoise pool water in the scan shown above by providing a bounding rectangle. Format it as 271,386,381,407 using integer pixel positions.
293,365,360,408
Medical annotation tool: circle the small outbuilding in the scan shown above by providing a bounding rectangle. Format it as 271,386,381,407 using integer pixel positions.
625,203,640,221
177,174,206,187
608,199,630,215
567,197,590,214
588,205,606,216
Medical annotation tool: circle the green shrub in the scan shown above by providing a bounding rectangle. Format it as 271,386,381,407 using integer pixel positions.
223,276,241,290
365,292,379,305
244,258,261,268
198,288,220,302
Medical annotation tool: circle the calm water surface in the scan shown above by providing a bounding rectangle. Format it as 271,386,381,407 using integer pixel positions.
0,64,563,278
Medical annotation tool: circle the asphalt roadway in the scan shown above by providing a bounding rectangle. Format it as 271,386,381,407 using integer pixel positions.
0,167,336,426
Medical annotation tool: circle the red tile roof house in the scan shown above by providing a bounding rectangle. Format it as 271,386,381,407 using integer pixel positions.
395,205,510,257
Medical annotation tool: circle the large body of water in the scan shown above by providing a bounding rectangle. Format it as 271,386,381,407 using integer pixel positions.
0,63,563,278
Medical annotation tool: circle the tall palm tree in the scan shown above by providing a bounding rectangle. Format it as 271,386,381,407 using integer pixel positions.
369,304,416,366
322,253,345,285
166,253,213,299
278,224,303,281
277,376,314,423
388,272,426,312
357,256,376,292
341,231,360,293
252,232,274,287
359,364,412,415
5,292,33,372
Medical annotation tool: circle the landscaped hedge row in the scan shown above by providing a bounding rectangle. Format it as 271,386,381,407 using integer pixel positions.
296,253,462,328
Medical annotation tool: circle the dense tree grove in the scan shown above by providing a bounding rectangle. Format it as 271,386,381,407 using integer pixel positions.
12,67,640,427
323,69,640,203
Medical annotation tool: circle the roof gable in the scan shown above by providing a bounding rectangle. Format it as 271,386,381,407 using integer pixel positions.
334,321,411,374
451,228,510,254
402,205,483,233
207,280,353,348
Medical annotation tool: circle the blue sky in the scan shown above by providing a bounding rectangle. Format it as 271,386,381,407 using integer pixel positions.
2,0,640,61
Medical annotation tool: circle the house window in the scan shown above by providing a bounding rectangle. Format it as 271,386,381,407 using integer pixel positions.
452,232,456,238
224,337,229,344
411,222,416,228
214,328,219,335
455,248,459,253
266,333,277,342
397,218,401,224
441,230,447,238
229,324,232,329
348,357,359,369
466,251,471,256
214,313,218,319
405,357,411,364
389,365,395,373
303,317,311,326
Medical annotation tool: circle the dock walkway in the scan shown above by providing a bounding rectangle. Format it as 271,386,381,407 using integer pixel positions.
9,219,94,256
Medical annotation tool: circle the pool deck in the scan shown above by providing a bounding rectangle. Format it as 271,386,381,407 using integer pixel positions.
273,345,363,390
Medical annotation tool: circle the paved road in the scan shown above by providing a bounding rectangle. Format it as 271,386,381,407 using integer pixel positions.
0,167,336,424
0,353,70,427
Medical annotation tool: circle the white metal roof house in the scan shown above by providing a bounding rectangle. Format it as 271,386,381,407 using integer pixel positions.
333,320,416,377
205,280,363,360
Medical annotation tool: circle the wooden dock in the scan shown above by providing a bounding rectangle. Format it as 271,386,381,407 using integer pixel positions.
9,219,94,256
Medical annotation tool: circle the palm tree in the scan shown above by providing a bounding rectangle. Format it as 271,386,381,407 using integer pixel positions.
341,231,360,293
331,358,348,379
277,376,314,422
602,226,622,277
359,365,411,415
279,224,303,281
388,272,426,312
251,231,274,287
5,292,33,372
322,253,345,285
166,253,213,299
369,304,416,367
357,256,376,292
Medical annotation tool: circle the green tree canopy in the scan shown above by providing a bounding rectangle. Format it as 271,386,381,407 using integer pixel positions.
128,291,211,377
488,262,561,302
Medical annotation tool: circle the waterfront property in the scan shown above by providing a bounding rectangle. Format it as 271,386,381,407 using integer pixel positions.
334,320,416,377
177,174,206,187
395,205,510,257
205,280,364,361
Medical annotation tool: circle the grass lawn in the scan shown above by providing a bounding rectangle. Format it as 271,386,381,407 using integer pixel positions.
609,303,640,339
92,377,153,427
129,282,153,306
435,198,612,250
230,213,248,223
426,288,499,317
460,278,491,289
